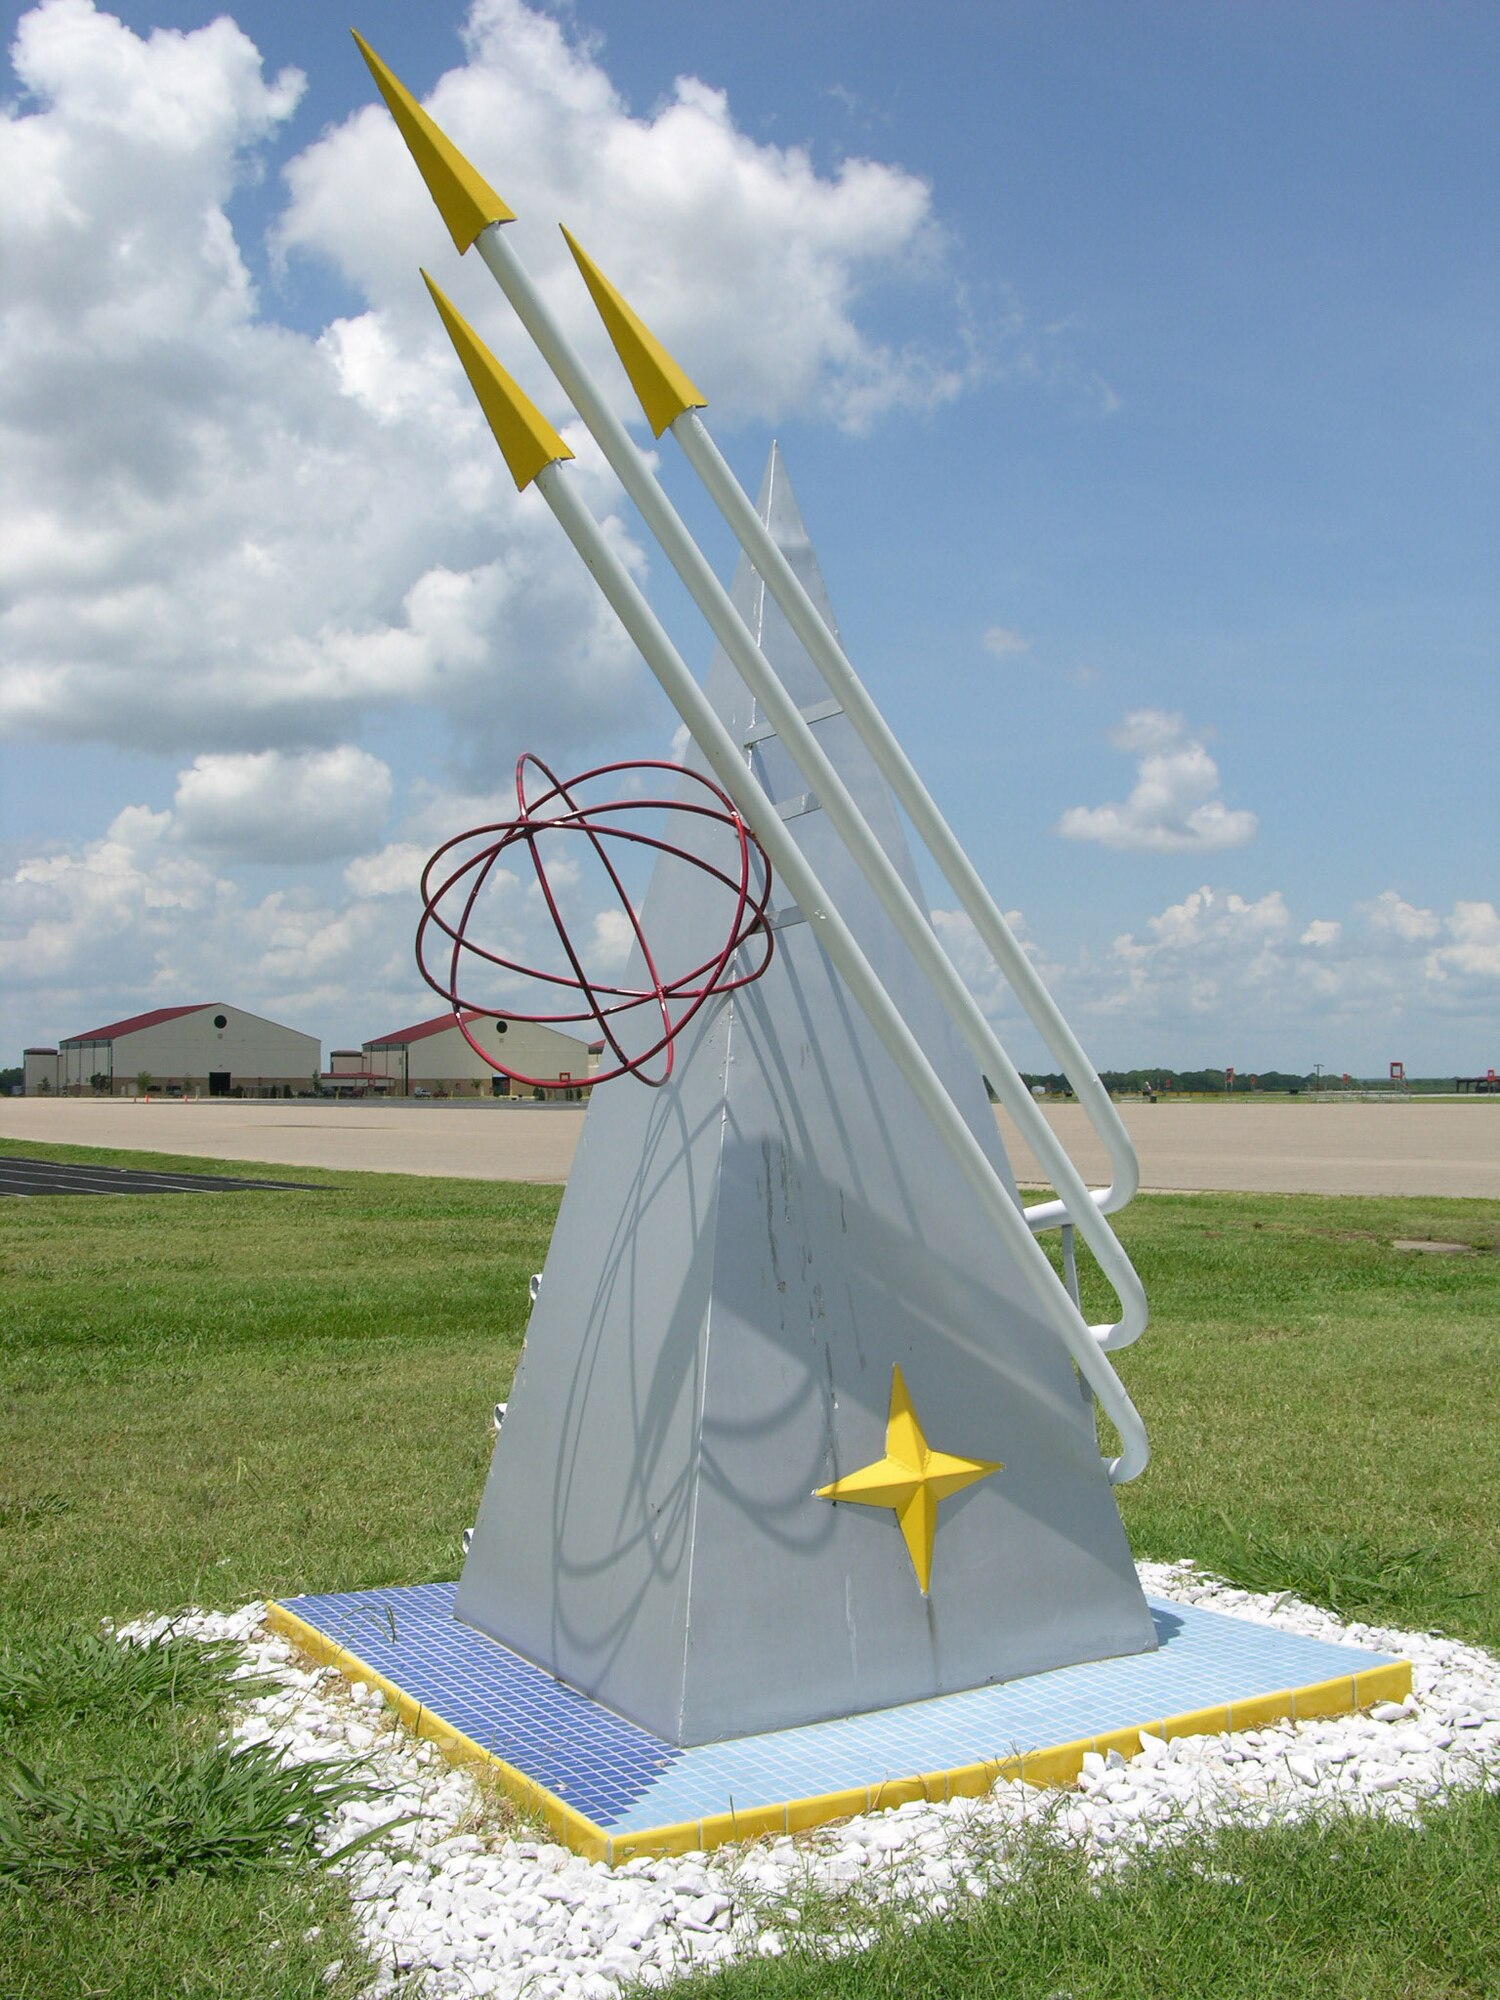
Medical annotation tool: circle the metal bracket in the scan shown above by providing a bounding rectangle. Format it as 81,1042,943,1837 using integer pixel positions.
743,696,843,748
775,792,820,822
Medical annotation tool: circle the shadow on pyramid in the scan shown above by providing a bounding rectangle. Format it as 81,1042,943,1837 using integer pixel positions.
456,446,1156,1746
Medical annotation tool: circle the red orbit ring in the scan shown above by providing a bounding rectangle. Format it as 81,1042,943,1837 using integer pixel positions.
416,754,775,1089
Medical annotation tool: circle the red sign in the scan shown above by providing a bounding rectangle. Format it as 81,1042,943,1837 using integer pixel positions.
1390,1061,1405,1082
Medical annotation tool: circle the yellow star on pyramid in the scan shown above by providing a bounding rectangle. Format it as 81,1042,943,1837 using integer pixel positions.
814,1365,1001,1594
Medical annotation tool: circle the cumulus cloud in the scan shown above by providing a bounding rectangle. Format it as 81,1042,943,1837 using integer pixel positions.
0,0,641,776
1,803,412,1035
1427,901,1500,986
279,0,970,435
172,747,393,862
1073,885,1500,1061
1,0,979,783
589,907,636,971
932,904,1058,1021
1057,710,1258,853
1365,890,1441,942
922,878,1500,1073
343,842,430,899
2,785,653,1045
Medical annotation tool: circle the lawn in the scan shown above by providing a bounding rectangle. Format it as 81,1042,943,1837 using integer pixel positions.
1,1138,1497,1996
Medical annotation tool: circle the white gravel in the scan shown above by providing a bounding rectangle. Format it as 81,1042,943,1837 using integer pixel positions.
119,1562,1500,1999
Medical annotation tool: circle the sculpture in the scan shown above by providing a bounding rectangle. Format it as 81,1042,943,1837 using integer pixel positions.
265,40,1412,1864
355,31,1163,1743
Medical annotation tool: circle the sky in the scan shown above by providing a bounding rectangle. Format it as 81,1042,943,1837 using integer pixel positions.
2,0,1496,1077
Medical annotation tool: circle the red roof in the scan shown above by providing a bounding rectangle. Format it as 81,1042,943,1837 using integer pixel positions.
366,1010,592,1052
61,1003,208,1046
365,1009,480,1048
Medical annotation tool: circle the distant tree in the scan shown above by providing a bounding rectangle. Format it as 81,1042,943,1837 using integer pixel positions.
89,1071,110,1095
0,1065,21,1096
135,1071,153,1096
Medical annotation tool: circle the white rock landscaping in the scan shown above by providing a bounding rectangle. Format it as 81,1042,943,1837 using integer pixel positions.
120,1561,1500,2000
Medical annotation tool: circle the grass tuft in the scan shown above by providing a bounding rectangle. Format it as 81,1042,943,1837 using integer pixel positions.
0,1738,394,1892
0,1492,71,1528
0,1631,280,1727
1208,1513,1480,1628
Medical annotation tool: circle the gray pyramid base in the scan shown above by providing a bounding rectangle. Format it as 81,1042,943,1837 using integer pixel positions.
454,448,1156,1746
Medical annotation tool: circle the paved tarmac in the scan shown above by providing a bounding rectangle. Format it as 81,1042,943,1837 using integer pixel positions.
0,1155,324,1198
4,1096,1496,1199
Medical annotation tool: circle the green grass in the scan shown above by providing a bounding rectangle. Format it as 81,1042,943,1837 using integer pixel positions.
1,1732,392,1892
0,1139,557,1637
0,1627,384,1997
0,1139,553,1999
665,1792,1500,1999
2,1139,1498,1997
1080,1190,1500,1647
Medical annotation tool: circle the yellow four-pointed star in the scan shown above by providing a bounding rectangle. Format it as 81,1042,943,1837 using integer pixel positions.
815,1365,1001,1594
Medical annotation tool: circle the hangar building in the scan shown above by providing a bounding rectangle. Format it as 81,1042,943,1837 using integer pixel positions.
24,1048,59,1095
363,1011,598,1098
56,1004,320,1097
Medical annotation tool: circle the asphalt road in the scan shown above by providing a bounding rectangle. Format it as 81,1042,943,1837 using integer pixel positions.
0,1155,322,1198
4,1097,1496,1199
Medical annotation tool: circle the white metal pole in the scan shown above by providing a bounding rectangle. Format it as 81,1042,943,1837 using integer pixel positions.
536,463,1148,1481
472,225,1145,1353
675,409,1138,1231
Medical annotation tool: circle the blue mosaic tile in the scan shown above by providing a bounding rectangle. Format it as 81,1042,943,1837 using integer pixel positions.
279,1582,678,1822
276,1582,1405,1841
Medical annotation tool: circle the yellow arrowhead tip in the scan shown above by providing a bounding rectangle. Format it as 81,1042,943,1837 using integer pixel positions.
352,30,514,251
422,271,573,492
561,226,706,436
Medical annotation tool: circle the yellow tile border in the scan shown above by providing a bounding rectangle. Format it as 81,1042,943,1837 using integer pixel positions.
267,1601,1412,1866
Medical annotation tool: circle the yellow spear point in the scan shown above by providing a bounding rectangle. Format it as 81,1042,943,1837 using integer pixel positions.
422,272,573,492
352,31,514,252
561,227,707,437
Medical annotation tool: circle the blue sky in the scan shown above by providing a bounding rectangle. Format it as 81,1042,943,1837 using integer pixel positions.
2,0,1496,1074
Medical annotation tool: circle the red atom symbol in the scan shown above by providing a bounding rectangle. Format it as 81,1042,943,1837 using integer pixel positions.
416,754,776,1089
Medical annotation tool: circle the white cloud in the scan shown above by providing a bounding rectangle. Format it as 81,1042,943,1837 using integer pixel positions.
343,842,430,899
981,625,1030,662
589,907,636,971
1366,890,1440,942
1,786,632,1046
278,0,971,436
172,747,393,862
1427,900,1500,986
920,879,1500,1074
1,803,412,1035
931,905,1058,1021
1,1,652,772
1,0,981,785
1057,709,1257,853
1072,885,1500,1060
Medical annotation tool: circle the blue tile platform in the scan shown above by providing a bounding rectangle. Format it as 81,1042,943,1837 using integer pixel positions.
269,1582,1409,1862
